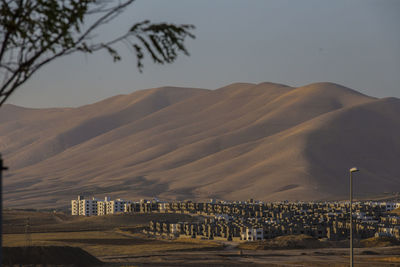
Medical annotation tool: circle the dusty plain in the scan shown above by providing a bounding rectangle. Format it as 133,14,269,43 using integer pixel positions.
3,210,400,266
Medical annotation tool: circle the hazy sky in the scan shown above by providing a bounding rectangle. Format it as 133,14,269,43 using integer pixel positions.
8,0,400,108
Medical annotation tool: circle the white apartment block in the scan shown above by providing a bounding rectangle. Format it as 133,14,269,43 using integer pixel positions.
71,196,98,216
97,201,106,216
71,195,83,215
106,198,131,214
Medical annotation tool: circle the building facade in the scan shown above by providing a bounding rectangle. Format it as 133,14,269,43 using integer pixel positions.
71,195,98,216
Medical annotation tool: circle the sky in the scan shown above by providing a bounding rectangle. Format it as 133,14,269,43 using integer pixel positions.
8,0,400,108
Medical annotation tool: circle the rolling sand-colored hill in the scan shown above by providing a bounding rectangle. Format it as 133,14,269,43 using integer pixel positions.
1,82,399,208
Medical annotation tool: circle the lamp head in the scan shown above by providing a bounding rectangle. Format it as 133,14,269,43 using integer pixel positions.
350,167,359,173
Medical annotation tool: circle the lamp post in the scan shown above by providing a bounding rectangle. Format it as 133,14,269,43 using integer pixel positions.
349,167,359,267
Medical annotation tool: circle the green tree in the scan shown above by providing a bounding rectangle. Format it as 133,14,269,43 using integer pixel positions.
0,0,195,106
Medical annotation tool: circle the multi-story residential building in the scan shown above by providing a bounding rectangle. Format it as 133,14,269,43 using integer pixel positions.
80,198,98,216
71,195,98,216
97,197,110,215
139,199,159,213
106,198,130,214
71,195,84,215
125,202,140,213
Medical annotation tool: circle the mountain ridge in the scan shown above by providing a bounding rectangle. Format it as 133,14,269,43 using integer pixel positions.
1,82,399,208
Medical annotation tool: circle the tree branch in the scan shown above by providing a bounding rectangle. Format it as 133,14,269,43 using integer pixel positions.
0,0,195,106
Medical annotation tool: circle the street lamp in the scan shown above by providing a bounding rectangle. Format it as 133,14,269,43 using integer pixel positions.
349,167,359,267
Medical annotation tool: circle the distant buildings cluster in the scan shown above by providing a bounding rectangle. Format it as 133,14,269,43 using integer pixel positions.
71,196,400,241
146,200,400,241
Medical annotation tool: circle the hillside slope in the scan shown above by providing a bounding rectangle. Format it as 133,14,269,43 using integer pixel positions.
1,82,399,208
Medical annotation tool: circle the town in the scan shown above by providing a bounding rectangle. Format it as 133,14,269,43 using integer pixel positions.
71,195,400,242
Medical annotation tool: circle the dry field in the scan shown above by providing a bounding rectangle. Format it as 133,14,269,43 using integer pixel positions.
3,209,197,233
3,210,223,265
3,210,400,266
105,247,400,267
4,230,223,257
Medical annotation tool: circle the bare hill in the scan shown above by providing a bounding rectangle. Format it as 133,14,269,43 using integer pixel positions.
1,82,399,208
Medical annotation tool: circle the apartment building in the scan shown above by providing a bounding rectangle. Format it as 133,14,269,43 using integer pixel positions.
97,197,109,216
71,195,98,216
106,198,131,214
71,195,84,215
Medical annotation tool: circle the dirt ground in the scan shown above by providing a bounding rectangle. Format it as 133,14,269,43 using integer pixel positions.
2,209,197,233
100,246,400,267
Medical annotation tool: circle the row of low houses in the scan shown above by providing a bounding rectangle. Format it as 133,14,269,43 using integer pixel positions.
146,213,383,241
144,200,400,241
146,218,264,241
